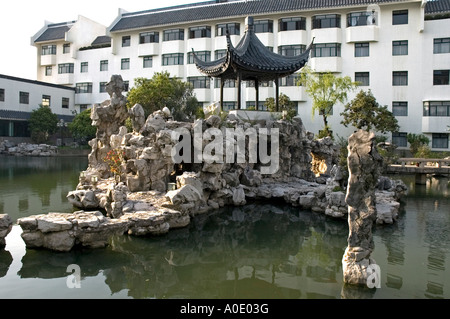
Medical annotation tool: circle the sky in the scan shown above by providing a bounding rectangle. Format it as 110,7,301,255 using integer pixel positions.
0,0,205,80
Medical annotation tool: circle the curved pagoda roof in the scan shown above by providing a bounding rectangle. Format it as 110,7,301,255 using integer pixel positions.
193,16,313,82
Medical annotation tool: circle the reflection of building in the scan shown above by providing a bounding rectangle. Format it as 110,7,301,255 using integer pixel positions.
0,74,76,139
30,0,450,150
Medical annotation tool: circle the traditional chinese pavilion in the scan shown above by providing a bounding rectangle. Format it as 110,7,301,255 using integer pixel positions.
193,16,313,112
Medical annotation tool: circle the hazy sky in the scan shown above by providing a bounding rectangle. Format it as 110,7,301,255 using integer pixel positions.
0,0,204,79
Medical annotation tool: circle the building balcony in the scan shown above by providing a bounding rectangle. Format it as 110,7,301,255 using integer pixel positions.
279,86,307,102
278,30,308,46
311,28,342,44
162,40,185,54
161,65,184,78
346,25,379,43
215,35,241,50
75,93,93,105
310,57,342,73
40,54,57,66
138,43,160,57
193,88,211,102
187,38,212,52
213,88,238,103
254,32,274,48
422,116,450,134
56,73,74,85
187,64,203,76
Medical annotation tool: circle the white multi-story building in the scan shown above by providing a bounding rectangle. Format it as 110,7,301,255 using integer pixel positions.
31,0,450,150
0,74,76,139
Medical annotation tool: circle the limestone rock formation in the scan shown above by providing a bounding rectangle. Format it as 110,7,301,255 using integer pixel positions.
342,130,383,286
0,214,13,248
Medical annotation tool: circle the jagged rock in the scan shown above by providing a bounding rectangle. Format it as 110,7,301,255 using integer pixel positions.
67,190,100,209
0,215,13,248
129,104,146,133
342,130,383,286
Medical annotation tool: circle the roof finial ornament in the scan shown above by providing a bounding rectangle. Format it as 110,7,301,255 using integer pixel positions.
245,16,254,32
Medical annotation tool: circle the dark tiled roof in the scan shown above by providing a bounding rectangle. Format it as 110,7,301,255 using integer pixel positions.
194,17,312,80
425,0,450,14
91,35,112,46
0,110,31,121
110,0,409,32
34,22,75,43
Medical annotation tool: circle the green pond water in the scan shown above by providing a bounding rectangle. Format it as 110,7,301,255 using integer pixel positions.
0,156,449,299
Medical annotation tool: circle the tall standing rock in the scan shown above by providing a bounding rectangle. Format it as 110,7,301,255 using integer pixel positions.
342,130,383,286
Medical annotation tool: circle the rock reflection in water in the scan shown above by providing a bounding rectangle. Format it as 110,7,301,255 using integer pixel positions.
19,204,348,299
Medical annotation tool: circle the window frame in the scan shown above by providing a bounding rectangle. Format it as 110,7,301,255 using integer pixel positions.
41,45,56,55
393,101,408,116
58,63,74,74
355,72,370,86
42,95,51,107
143,56,153,68
189,26,211,39
392,40,408,56
163,29,185,41
423,101,450,117
63,43,70,54
162,53,184,66
139,31,159,44
19,91,29,104
80,62,89,73
188,51,211,64
347,11,377,27
254,20,274,33
62,97,70,109
0,88,5,102
392,10,408,25
187,76,211,89
278,17,306,31
433,38,450,54
392,71,408,86
121,58,130,70
355,42,369,57
392,132,408,147
312,14,341,29
278,45,306,57
75,83,93,94
432,133,449,149
433,70,450,85
45,66,52,76
312,43,341,58
100,60,109,72
122,36,131,47
216,23,240,36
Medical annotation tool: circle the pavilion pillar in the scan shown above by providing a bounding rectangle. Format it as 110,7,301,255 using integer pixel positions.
275,77,280,112
255,79,259,111
237,72,242,110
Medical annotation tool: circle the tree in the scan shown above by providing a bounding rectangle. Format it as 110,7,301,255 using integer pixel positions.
126,71,201,121
298,66,358,138
264,93,297,120
68,109,96,144
340,89,400,134
407,133,430,157
28,105,58,143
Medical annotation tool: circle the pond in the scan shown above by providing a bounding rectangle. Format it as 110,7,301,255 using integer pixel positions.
0,156,449,299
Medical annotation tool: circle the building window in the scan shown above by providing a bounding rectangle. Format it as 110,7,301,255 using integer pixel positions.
143,56,153,68
58,63,74,74
393,71,408,86
279,74,301,87
247,80,273,88
76,83,93,94
432,133,449,149
215,49,227,60
121,58,130,70
393,40,408,55
99,82,107,93
123,81,129,92
355,42,369,57
45,66,52,76
0,89,5,102
347,11,377,27
42,95,51,107
434,38,450,54
187,76,210,89
80,62,89,73
279,17,306,31
433,70,450,85
393,10,408,25
122,36,131,47
19,92,29,104
139,31,159,44
312,43,341,57
162,53,184,66
41,45,56,55
246,101,267,111
62,97,69,109
355,72,370,86
189,26,211,39
79,105,88,112
392,132,407,147
254,20,273,33
188,51,211,64
423,101,450,117
163,29,184,41
223,102,236,111
214,79,237,88
312,14,341,29
63,43,70,54
393,102,408,116
100,60,108,72
278,45,306,57
216,23,240,36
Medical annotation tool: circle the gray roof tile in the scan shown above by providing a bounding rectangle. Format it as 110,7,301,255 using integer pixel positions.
110,0,411,32
34,22,74,43
425,0,450,14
